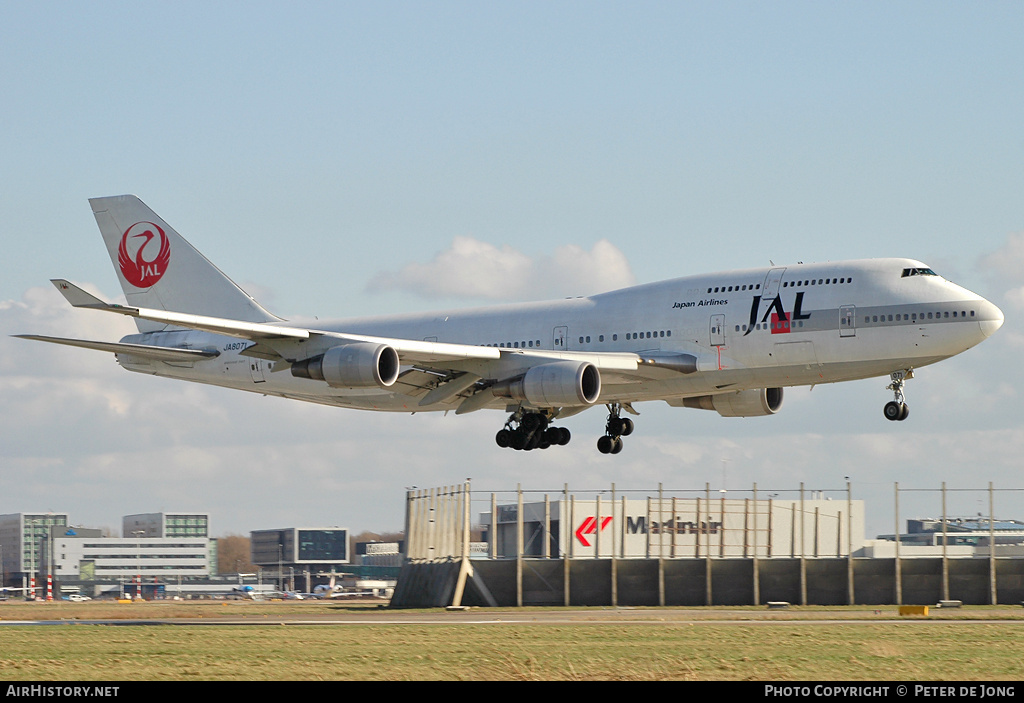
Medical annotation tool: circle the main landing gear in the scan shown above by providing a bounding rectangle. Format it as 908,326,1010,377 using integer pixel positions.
883,370,912,421
495,410,571,451
597,403,634,454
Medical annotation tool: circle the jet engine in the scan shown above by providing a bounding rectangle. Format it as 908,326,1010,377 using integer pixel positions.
291,343,400,388
679,388,783,417
492,361,601,407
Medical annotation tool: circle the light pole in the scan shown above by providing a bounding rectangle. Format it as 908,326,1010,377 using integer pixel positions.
28,518,37,601
131,530,145,599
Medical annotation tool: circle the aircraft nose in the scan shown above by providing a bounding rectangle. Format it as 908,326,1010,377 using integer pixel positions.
979,299,1004,338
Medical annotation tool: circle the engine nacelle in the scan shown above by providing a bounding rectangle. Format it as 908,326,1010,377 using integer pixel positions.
681,387,783,417
493,361,601,407
291,343,400,388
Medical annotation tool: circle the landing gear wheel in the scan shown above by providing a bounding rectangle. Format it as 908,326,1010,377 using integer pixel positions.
495,429,511,448
610,437,623,454
597,435,613,454
557,427,571,446
510,431,527,450
620,418,634,436
884,370,913,422
607,417,625,436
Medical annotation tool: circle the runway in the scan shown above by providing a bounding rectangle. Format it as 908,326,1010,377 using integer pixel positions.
3,605,1023,627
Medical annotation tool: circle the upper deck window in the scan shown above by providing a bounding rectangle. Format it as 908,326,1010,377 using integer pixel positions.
902,267,937,278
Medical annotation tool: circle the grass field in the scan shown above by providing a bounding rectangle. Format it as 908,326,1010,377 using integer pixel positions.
2,601,1023,681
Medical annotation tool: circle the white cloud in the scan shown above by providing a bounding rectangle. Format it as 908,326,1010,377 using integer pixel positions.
979,231,1024,287
366,237,636,301
1004,286,1024,311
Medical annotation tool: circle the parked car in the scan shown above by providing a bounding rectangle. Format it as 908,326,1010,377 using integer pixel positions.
67,594,91,602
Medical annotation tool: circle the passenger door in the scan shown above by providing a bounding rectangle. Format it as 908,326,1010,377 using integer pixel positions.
840,305,856,338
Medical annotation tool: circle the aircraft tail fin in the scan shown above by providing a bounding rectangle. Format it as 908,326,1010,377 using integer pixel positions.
90,195,279,333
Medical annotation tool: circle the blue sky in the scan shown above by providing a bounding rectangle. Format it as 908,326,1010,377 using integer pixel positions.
2,2,1023,539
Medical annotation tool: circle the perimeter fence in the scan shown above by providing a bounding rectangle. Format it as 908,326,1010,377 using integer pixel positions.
390,481,1024,608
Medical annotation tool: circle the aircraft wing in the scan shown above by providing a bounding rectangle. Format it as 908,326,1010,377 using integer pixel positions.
44,279,698,409
48,279,499,364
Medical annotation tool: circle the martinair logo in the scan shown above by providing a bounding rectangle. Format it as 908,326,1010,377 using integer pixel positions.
118,221,170,288
575,515,613,547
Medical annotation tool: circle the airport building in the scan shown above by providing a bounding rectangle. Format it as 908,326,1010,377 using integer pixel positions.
46,535,213,581
1,512,216,598
122,512,210,539
0,513,70,584
250,527,350,568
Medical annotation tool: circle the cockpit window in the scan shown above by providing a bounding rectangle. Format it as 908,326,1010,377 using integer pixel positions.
902,267,937,278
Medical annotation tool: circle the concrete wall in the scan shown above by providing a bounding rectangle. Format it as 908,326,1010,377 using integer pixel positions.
393,556,1024,607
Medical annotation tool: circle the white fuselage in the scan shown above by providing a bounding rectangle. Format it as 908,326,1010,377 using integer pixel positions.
115,258,1003,413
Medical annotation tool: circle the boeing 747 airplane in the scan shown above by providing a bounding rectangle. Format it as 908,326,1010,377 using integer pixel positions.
17,195,1004,454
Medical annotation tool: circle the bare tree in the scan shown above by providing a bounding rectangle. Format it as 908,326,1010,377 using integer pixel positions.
217,534,257,574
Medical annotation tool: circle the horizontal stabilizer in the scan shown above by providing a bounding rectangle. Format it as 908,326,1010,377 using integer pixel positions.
13,335,219,362
51,279,113,308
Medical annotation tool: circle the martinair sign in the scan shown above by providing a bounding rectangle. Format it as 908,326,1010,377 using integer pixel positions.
576,514,723,548
488,498,863,559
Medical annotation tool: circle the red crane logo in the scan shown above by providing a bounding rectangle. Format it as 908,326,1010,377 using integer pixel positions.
119,221,170,289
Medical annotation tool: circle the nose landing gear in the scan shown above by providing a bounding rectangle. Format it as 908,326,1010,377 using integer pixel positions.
884,370,912,421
